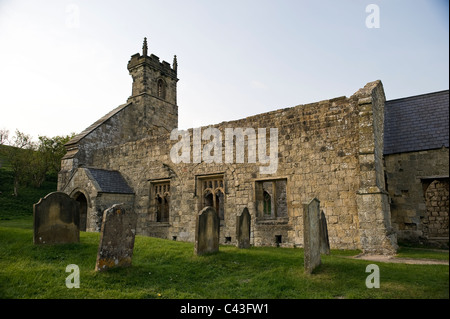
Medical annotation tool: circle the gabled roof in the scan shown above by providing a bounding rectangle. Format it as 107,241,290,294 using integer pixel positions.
384,90,449,155
65,102,131,147
84,167,134,194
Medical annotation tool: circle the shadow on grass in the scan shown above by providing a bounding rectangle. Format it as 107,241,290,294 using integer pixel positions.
0,224,448,299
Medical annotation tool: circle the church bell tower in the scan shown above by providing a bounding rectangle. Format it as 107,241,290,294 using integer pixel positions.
127,37,179,134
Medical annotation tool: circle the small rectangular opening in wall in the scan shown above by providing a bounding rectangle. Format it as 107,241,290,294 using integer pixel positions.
275,235,282,247
225,236,232,243
172,236,177,241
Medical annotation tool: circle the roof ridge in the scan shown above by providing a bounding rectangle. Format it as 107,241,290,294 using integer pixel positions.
65,102,132,147
386,90,449,103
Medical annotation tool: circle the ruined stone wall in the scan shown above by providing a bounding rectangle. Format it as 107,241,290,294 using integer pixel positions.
59,78,396,252
86,83,388,250
385,147,449,247
352,81,397,254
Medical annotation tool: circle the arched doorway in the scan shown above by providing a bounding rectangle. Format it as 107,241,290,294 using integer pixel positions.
75,193,88,231
423,179,449,241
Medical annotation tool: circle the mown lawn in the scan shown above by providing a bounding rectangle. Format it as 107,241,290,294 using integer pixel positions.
0,217,448,299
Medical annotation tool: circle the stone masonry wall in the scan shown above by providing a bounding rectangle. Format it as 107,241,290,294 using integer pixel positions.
353,81,397,255
79,81,391,250
385,147,449,247
62,168,135,232
58,78,396,252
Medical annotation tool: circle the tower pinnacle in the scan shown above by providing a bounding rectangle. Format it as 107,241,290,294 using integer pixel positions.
142,37,148,56
173,55,178,73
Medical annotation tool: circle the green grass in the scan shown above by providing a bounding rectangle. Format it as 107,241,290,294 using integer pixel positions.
0,161,448,300
0,168,57,220
397,247,449,261
0,218,448,299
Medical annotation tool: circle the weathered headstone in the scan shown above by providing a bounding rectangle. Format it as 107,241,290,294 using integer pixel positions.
95,204,137,271
303,198,321,274
33,192,80,245
320,210,330,255
236,207,251,248
195,206,219,255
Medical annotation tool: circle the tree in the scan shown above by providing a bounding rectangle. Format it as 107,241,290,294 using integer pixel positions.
36,134,74,183
0,128,9,168
2,130,36,196
0,128,9,145
0,130,74,195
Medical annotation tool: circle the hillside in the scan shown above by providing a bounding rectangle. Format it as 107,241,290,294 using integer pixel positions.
0,145,57,220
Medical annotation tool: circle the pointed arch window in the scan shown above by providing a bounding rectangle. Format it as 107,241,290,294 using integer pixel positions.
152,181,170,222
263,190,271,216
256,179,287,220
199,175,225,221
157,78,166,99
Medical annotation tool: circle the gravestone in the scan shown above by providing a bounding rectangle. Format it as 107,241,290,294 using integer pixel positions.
236,207,251,248
303,198,321,274
33,192,80,245
195,206,219,255
95,204,137,271
320,210,330,255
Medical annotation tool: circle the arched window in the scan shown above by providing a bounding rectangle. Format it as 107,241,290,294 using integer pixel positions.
156,195,163,222
216,189,225,220
204,190,214,207
157,79,166,99
153,182,170,222
256,179,287,219
163,194,170,222
201,176,225,220
263,191,271,216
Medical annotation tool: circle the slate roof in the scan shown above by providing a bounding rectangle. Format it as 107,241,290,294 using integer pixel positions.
384,90,449,155
85,167,134,194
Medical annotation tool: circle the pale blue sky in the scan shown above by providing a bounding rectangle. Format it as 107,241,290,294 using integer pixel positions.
0,0,448,139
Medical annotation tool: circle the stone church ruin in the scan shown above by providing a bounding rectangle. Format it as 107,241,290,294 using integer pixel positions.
57,38,449,253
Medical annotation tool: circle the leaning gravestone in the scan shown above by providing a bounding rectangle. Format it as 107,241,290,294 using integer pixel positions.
95,204,137,272
236,207,251,248
33,192,80,245
303,198,321,274
319,210,330,255
195,206,219,255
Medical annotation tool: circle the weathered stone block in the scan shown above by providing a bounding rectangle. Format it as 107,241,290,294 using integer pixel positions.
319,210,330,255
236,207,251,248
95,204,137,271
194,206,219,255
303,198,321,274
33,192,80,245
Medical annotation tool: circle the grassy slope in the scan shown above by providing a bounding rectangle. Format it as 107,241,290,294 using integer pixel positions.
0,169,57,220
0,145,58,220
0,148,448,299
0,218,448,299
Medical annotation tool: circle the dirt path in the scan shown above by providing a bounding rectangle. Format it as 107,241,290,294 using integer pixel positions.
351,254,449,265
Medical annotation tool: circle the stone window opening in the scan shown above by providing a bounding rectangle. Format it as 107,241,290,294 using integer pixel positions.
255,179,287,220
157,78,166,99
263,191,271,216
152,182,170,222
275,235,282,247
199,175,225,221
